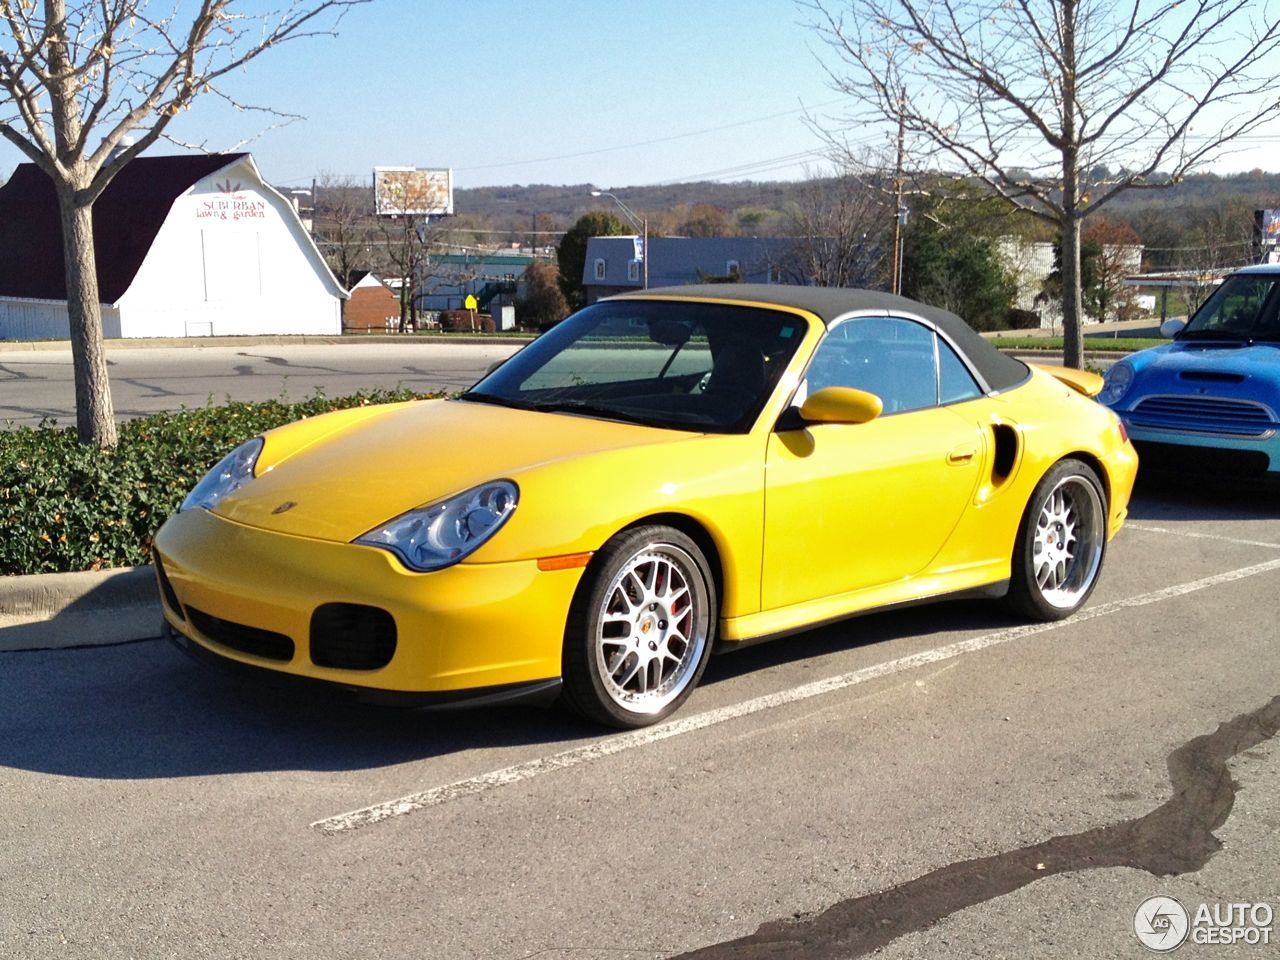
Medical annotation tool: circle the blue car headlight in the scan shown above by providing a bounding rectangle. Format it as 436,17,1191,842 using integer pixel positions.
1099,361,1134,406
180,437,264,512
354,480,519,572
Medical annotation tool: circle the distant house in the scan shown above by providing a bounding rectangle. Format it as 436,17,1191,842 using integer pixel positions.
343,271,399,333
576,235,885,302
580,235,877,302
997,237,1144,328
0,153,345,340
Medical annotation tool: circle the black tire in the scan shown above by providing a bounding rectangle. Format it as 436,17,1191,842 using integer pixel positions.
562,525,717,728
1007,458,1109,621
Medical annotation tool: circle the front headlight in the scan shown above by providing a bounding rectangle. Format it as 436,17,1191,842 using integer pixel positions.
1099,361,1134,406
180,437,264,512
354,480,519,572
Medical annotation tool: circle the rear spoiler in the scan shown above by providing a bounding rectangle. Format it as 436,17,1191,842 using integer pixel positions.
1030,363,1104,398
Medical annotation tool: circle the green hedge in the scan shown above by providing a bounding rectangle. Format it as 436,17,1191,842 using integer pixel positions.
0,389,439,577
989,336,1165,352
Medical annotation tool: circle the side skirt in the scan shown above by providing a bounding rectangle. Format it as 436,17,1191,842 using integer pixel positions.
713,579,1010,654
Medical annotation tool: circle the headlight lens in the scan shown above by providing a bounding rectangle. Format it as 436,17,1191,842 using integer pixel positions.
180,437,263,512
355,480,519,572
1099,361,1134,406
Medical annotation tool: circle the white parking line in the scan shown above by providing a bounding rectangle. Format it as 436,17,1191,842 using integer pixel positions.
1126,523,1280,550
311,555,1280,835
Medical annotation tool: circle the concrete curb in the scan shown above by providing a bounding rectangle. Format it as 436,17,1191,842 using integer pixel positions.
0,566,161,652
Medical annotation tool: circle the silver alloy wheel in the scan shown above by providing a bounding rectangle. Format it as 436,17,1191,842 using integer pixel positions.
1032,474,1105,609
594,543,710,716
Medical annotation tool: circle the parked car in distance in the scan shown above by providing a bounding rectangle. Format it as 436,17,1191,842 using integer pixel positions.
1101,264,1280,478
156,285,1138,728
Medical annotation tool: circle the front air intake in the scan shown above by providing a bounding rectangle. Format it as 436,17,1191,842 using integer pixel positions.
188,608,294,661
310,603,397,670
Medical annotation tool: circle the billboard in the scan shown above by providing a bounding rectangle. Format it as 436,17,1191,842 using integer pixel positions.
374,166,454,217
1260,209,1280,247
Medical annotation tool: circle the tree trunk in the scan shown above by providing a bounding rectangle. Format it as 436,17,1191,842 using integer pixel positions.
1060,212,1084,370
57,188,118,448
1059,0,1084,371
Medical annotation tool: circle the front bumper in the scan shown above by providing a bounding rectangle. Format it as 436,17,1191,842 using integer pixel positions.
154,508,584,696
1116,417,1279,476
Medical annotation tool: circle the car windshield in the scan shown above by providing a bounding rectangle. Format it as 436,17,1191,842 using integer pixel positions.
460,299,806,433
1180,274,1280,342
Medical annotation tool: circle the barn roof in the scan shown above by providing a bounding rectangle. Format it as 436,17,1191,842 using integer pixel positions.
0,153,246,303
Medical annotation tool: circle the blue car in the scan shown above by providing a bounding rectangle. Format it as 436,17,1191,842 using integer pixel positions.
1100,264,1280,478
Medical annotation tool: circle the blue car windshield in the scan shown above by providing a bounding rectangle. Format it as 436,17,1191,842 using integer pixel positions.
460,300,806,433
1181,274,1280,342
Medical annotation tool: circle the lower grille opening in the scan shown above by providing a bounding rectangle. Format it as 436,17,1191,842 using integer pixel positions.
188,608,295,662
153,555,184,622
310,603,397,670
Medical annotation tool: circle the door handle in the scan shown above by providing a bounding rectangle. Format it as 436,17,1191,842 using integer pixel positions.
947,447,976,464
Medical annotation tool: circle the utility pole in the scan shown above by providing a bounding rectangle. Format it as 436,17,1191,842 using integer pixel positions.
891,105,906,295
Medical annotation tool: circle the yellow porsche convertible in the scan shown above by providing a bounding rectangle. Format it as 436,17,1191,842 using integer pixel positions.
156,285,1137,727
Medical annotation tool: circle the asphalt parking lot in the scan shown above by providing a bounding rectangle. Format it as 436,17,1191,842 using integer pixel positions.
1,474,1277,959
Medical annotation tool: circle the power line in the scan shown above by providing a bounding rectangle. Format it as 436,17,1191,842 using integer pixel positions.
452,98,848,173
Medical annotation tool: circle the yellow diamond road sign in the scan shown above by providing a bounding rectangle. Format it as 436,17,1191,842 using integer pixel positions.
464,294,478,310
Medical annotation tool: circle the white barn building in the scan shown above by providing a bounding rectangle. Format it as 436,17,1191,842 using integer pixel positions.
0,153,345,340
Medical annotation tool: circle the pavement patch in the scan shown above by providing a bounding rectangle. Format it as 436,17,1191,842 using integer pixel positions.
672,693,1280,959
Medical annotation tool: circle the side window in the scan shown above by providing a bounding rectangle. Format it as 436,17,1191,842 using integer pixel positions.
804,316,939,414
938,337,982,404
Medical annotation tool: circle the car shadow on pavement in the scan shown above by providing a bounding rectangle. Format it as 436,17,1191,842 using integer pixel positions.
701,598,1014,687
0,639,597,780
1128,472,1280,522
2,597,1025,782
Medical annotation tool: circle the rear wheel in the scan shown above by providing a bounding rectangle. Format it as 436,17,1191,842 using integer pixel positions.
1007,459,1108,621
562,525,716,728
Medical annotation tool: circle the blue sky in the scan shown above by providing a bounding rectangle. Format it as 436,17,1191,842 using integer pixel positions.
226,0,848,189
2,0,1278,190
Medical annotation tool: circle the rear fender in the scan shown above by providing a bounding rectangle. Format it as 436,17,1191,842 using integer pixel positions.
1031,363,1103,398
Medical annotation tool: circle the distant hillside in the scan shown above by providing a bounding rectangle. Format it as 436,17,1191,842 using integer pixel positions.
453,180,810,226
451,171,1280,249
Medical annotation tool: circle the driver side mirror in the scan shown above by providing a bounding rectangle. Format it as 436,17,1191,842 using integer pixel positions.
1160,318,1186,339
779,386,883,430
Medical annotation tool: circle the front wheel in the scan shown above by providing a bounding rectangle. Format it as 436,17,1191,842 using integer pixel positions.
1007,459,1108,621
562,525,716,728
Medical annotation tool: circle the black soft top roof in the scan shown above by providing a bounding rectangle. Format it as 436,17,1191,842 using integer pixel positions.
613,283,1029,392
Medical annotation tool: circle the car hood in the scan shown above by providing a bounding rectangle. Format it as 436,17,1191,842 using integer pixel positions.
213,398,686,542
1135,341,1280,377
1118,341,1280,413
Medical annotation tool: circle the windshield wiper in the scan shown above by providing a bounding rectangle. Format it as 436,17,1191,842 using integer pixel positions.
457,391,535,410
529,399,655,426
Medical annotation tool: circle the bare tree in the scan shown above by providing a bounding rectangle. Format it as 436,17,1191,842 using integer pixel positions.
805,0,1280,367
0,0,365,446
786,166,888,286
312,172,379,287
418,247,481,328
